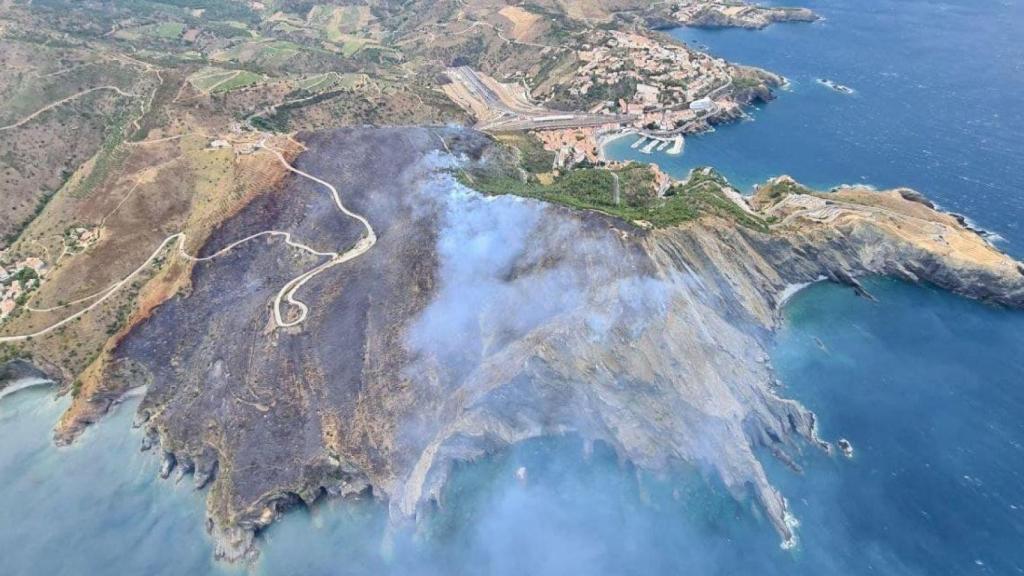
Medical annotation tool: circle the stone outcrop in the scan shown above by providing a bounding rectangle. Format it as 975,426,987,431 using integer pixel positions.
57,128,1024,561
682,5,820,29
0,358,57,398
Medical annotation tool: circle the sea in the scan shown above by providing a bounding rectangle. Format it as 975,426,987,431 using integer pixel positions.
607,0,1024,252
3,0,1024,574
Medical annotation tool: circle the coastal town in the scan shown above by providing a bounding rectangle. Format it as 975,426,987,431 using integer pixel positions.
445,26,778,170
571,30,736,127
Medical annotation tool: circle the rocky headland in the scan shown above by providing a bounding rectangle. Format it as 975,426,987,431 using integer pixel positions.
676,4,820,29
0,358,55,399
13,127,1023,562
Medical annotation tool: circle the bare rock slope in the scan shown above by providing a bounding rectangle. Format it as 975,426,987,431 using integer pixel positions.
98,128,1024,560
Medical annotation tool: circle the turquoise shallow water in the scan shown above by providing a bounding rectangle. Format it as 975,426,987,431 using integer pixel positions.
3,0,1024,573
0,391,217,575
4,278,1023,575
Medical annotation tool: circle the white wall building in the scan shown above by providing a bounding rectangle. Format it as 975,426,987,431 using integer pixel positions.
689,97,714,112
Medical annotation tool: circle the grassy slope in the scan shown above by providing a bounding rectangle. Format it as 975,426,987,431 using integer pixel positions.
463,135,770,231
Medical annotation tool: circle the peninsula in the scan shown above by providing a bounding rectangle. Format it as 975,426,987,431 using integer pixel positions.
36,127,1024,560
666,1,820,29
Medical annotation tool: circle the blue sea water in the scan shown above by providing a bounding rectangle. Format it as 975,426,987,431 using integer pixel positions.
607,0,1024,250
4,279,1023,575
769,279,1024,575
3,0,1024,574
0,391,217,575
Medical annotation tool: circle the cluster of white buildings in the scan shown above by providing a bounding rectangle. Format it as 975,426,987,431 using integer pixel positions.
0,256,47,321
570,30,734,130
671,1,748,24
210,137,260,155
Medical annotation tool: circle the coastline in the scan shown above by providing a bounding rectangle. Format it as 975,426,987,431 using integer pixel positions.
776,277,827,310
0,377,54,402
597,129,636,162
2,0,1024,573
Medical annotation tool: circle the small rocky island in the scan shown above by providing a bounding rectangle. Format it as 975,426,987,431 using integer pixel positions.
33,127,1023,561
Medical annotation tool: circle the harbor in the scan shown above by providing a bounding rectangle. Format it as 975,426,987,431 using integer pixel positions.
629,133,685,156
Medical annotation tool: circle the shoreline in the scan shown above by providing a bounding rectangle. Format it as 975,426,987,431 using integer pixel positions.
597,128,685,162
597,129,636,162
776,277,828,310
931,203,1005,246
0,377,55,402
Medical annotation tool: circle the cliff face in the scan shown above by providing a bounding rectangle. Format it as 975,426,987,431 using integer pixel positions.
683,6,820,29
76,128,1024,561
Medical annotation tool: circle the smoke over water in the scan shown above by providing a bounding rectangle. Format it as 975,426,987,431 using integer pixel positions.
262,435,787,576
5,141,1015,575
6,280,1017,575
388,162,816,551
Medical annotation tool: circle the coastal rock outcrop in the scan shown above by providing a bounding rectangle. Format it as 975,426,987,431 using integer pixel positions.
68,127,1024,561
0,358,57,399
682,5,820,29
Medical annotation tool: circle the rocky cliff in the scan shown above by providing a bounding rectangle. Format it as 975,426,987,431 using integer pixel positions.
51,127,1024,561
682,5,820,29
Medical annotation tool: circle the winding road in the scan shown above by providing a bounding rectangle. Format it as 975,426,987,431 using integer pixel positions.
263,144,377,328
0,141,376,342
0,86,135,132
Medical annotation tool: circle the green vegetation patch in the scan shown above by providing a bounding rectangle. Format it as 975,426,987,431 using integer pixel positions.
295,73,336,91
190,68,238,91
70,108,132,199
260,42,303,67
214,40,307,69
203,21,257,39
272,21,305,34
0,343,32,364
340,38,367,57
210,70,263,93
732,75,764,91
307,5,372,42
152,21,186,38
751,176,813,209
189,67,263,93
462,156,770,232
118,21,185,40
660,169,771,232
493,132,556,173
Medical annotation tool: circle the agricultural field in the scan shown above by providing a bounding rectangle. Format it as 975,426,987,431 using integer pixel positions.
0,0,602,255
189,67,265,94
212,39,308,69
151,21,186,38
210,70,263,93
306,4,375,42
115,21,186,41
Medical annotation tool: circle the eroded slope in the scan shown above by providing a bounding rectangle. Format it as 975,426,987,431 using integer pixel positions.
87,128,1024,561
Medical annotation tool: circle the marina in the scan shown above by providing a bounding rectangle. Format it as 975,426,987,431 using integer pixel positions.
627,133,684,156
